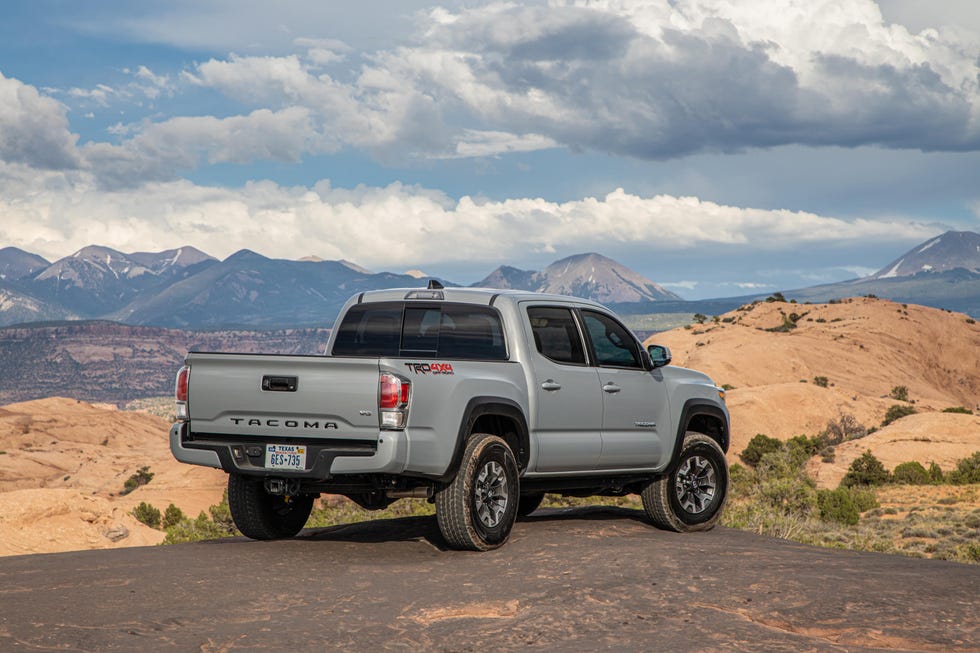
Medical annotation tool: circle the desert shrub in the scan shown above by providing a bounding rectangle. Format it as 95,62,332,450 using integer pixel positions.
882,404,917,426
892,461,930,485
162,504,186,530
723,447,819,539
890,386,909,402
948,452,980,485
721,316,735,323
943,406,973,415
967,318,977,325
959,543,980,563
692,313,707,324
765,293,786,303
928,462,945,484
818,488,859,525
823,413,867,445
786,434,822,458
740,434,784,467
162,492,238,545
721,383,735,391
133,502,161,529
813,376,829,388
121,466,154,495
841,451,890,488
849,488,879,512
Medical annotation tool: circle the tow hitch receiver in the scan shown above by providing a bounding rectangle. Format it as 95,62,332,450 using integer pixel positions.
265,478,301,496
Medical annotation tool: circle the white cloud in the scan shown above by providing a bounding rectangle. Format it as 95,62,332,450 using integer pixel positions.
0,167,940,272
164,0,980,168
83,107,317,188
0,72,81,170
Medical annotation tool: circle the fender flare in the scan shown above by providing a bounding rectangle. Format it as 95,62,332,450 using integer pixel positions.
669,398,730,464
437,396,530,483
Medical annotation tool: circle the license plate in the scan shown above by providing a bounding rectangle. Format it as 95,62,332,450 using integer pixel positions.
265,444,306,470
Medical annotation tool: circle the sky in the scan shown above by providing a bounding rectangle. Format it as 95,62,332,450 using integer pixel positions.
0,0,978,299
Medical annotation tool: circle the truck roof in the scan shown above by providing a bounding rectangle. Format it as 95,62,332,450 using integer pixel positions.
355,285,609,310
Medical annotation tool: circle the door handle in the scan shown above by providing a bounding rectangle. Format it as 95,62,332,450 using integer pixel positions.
541,380,562,391
602,383,621,393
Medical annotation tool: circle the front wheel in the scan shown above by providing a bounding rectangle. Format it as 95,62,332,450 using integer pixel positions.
436,433,520,551
641,432,728,532
227,474,314,540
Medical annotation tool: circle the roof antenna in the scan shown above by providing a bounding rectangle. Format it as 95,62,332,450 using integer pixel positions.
427,279,444,290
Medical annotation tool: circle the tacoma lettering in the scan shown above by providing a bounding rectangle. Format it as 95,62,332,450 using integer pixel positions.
229,417,338,429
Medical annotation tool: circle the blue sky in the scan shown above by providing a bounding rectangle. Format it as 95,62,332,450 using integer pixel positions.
0,0,978,299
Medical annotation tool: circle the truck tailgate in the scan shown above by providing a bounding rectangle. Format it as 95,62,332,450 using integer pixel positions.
186,353,380,441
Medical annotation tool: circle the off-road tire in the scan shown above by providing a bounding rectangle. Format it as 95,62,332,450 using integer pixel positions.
436,433,519,551
227,474,314,540
642,432,728,532
516,493,545,518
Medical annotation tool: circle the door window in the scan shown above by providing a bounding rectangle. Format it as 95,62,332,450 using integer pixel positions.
582,311,643,369
527,306,587,365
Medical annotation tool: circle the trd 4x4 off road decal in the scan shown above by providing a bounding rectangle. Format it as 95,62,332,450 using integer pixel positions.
404,363,454,375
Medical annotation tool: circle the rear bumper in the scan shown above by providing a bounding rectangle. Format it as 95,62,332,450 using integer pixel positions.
169,422,409,478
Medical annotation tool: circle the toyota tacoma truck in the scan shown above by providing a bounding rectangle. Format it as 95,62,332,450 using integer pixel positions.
171,283,730,550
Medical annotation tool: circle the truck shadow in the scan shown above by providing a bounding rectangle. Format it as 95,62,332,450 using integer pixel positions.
295,505,651,549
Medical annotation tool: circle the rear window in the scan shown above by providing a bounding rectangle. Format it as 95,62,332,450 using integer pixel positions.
332,302,507,360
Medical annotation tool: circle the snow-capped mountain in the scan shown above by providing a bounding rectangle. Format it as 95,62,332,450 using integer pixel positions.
477,253,681,303
871,231,980,279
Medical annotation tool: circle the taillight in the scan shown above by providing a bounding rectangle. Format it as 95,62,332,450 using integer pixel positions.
175,366,189,421
379,372,410,429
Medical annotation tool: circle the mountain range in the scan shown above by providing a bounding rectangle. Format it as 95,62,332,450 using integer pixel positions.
0,247,680,329
1,230,978,328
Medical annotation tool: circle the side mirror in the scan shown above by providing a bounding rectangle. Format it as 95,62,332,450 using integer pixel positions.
647,344,672,369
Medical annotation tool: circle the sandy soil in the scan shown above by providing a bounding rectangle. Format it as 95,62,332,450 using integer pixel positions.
645,297,980,467
0,397,226,557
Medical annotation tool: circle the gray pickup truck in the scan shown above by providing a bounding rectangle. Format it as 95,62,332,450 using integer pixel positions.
171,284,730,550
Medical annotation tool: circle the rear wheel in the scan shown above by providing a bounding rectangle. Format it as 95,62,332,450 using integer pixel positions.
436,433,519,551
227,474,314,540
642,432,728,532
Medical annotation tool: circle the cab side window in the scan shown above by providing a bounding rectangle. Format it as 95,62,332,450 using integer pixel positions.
527,306,587,365
582,310,642,369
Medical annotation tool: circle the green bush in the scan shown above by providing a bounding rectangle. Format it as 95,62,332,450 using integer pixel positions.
882,404,917,426
943,406,973,415
813,376,829,388
740,434,784,467
948,452,980,485
849,487,879,512
162,504,186,529
928,462,945,484
890,386,909,402
818,488,859,525
121,466,154,495
133,502,161,529
892,461,930,485
841,451,890,487
786,434,822,458
162,492,239,545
